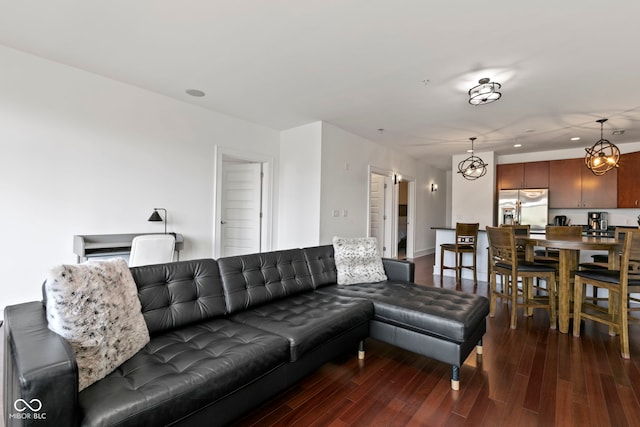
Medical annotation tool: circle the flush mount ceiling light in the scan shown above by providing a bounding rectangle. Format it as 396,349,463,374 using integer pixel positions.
457,137,488,180
468,78,502,105
584,118,620,176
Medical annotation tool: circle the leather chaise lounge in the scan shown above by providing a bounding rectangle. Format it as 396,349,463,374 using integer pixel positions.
4,245,489,427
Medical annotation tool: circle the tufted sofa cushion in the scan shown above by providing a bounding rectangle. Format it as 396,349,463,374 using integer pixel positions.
77,319,289,427
230,292,373,361
218,249,314,313
318,282,489,343
130,259,226,335
303,245,337,288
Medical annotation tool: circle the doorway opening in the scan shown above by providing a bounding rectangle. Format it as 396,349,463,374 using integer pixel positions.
368,168,415,259
397,180,409,259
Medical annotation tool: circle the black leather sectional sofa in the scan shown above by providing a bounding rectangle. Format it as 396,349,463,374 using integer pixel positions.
4,245,489,427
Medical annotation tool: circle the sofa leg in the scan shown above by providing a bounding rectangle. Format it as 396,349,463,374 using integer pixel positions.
358,340,365,360
476,338,483,355
451,365,460,391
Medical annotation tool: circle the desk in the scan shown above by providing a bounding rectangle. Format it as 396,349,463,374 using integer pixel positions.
519,236,622,333
73,233,184,263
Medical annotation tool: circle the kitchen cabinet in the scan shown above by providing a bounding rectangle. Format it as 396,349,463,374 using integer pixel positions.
497,161,549,189
549,158,617,208
617,151,640,207
524,161,549,188
497,163,523,189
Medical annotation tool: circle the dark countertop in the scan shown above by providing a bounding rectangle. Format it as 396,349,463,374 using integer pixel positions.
431,227,485,232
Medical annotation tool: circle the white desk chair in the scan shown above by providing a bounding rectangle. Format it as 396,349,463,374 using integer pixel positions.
129,234,176,267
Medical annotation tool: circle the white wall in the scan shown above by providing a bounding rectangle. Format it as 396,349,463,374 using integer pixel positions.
278,122,322,249
277,121,439,256
319,122,420,247
0,45,280,317
415,164,448,256
451,151,496,229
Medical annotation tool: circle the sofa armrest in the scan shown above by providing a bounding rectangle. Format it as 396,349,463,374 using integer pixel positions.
4,302,79,427
382,258,415,282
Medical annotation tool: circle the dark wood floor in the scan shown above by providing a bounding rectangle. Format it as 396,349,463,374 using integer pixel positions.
2,255,640,427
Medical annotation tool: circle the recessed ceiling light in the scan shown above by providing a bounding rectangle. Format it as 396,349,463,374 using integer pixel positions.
514,143,522,148
186,89,205,97
571,137,581,141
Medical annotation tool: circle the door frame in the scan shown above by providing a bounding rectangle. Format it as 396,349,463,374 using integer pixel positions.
368,170,391,258
213,146,274,258
367,166,416,259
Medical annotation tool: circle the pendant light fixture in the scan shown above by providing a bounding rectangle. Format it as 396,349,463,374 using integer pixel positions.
457,137,488,180
584,118,620,176
468,78,502,105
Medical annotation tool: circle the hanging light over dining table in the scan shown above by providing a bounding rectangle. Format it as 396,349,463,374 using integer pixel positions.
584,118,620,176
457,137,488,180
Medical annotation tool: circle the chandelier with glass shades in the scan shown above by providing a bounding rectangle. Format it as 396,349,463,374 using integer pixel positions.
457,137,488,180
584,118,620,176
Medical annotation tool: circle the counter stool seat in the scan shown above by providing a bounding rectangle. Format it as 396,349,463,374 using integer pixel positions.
440,223,479,286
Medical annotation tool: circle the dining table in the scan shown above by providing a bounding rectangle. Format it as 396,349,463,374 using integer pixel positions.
518,235,622,333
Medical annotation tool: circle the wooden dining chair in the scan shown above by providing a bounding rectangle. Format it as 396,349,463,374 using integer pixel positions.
500,224,530,262
573,229,640,359
579,226,638,300
581,226,638,269
486,226,557,329
534,225,583,263
440,223,479,285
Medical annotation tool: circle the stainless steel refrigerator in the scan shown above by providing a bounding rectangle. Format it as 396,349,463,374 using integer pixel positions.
498,189,549,231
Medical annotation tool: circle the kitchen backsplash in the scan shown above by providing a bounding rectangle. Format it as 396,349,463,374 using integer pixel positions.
548,208,640,227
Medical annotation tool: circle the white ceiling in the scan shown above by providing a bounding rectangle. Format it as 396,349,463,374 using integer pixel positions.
2,1,640,168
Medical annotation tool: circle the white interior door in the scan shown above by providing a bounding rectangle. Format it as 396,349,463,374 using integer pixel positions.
370,173,392,257
220,162,263,257
370,173,385,255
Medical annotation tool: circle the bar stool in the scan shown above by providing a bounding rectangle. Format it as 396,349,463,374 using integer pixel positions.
440,223,479,285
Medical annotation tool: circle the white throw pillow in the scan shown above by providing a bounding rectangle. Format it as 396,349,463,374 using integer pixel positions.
45,258,150,391
333,236,388,285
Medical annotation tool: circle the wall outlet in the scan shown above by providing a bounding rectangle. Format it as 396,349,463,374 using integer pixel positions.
332,209,340,217
342,209,348,217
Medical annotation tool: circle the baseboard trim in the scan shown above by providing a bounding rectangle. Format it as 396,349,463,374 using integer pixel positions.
413,248,435,258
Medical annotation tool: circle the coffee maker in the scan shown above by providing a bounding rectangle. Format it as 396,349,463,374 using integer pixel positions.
588,211,608,232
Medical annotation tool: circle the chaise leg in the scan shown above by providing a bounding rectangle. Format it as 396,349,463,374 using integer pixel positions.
358,340,365,360
476,338,483,355
451,365,460,390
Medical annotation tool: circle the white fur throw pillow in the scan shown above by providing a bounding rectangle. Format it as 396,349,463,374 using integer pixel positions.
45,258,150,391
333,236,387,285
